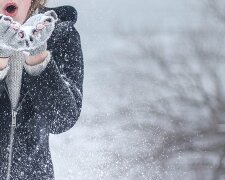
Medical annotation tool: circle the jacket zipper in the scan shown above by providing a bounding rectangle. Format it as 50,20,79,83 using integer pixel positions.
4,82,29,180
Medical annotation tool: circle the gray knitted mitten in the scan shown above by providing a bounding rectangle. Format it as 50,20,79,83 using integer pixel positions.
21,10,58,56
0,15,26,57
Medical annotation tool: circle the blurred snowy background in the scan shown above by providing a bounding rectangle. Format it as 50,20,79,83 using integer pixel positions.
47,0,225,179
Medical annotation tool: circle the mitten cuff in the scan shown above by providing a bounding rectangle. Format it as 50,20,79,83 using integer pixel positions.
0,48,14,58
0,63,10,80
24,51,51,76
29,43,47,56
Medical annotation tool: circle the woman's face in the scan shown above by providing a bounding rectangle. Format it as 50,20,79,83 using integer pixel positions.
0,0,31,24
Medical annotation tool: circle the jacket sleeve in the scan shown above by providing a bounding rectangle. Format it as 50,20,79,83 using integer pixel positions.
23,52,51,76
23,20,84,134
0,64,9,96
0,64,9,81
0,80,5,96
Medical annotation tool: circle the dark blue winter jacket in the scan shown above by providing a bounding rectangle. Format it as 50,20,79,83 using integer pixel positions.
0,5,83,180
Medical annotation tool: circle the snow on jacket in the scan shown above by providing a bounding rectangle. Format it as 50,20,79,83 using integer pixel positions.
0,5,83,180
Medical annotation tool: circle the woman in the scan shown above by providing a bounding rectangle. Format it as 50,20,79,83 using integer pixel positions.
0,0,84,179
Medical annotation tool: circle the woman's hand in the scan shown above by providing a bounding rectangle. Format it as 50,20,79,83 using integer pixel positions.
25,50,48,66
0,14,26,57
0,57,9,70
21,10,58,56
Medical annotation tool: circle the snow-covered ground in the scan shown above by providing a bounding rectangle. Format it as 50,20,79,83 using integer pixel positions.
46,0,198,179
